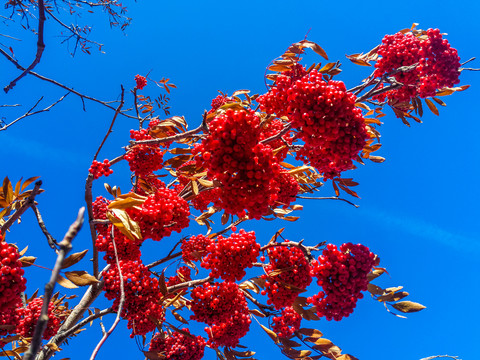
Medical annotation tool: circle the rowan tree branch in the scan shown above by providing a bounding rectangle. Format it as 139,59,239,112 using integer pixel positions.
0,93,69,131
85,174,99,278
89,232,124,360
0,48,137,119
23,207,85,360
58,307,114,341
296,195,359,208
31,204,57,250
0,180,43,235
93,85,125,161
4,0,46,93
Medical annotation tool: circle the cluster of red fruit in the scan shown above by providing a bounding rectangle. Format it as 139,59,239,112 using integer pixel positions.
93,197,142,263
16,297,61,340
308,243,375,321
149,328,206,360
127,187,190,241
0,238,26,314
181,234,212,263
0,236,26,340
103,260,164,337
374,28,460,103
201,229,260,281
135,74,147,90
88,159,113,179
261,244,312,309
166,266,192,289
258,67,368,179
189,281,250,348
125,120,165,177
271,306,302,339
175,160,221,212
194,108,283,219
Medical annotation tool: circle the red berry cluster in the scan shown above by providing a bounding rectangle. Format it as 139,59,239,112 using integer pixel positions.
275,171,300,207
209,94,234,113
0,240,26,314
128,187,190,241
88,159,113,179
181,234,212,263
92,196,110,237
258,67,368,179
176,160,221,212
257,63,308,117
374,29,460,103
271,306,302,338
261,244,312,309
166,266,192,288
259,119,293,161
103,260,164,337
135,74,147,90
0,305,19,341
189,282,250,347
149,329,206,360
95,225,142,264
16,298,61,340
125,123,165,176
308,243,375,321
201,229,260,281
193,108,281,218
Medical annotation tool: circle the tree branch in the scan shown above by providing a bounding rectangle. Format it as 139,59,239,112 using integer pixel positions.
4,0,46,93
31,204,57,250
0,93,69,131
23,207,85,360
89,232,124,360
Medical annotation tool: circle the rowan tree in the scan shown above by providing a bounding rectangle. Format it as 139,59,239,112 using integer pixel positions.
0,2,477,360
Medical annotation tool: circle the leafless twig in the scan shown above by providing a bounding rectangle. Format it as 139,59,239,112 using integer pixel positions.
93,85,125,160
89,230,124,360
296,195,359,208
31,204,57,250
0,93,69,131
4,0,46,93
22,207,85,360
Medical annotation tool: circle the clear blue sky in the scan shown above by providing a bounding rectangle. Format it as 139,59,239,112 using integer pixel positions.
1,0,479,359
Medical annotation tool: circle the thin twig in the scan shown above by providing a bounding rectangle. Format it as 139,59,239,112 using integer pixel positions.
0,93,69,131
0,180,42,235
146,251,182,269
85,174,99,278
31,204,57,250
4,0,46,93
242,289,275,316
89,231,124,360
167,276,212,293
0,48,137,119
22,207,85,360
59,308,114,340
296,195,359,208
93,85,125,160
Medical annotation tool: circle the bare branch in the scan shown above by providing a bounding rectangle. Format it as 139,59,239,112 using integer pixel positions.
296,195,359,208
85,174,99,278
93,85,124,160
23,207,85,360
0,48,137,119
31,204,57,250
89,231,124,360
0,93,69,131
4,0,46,93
